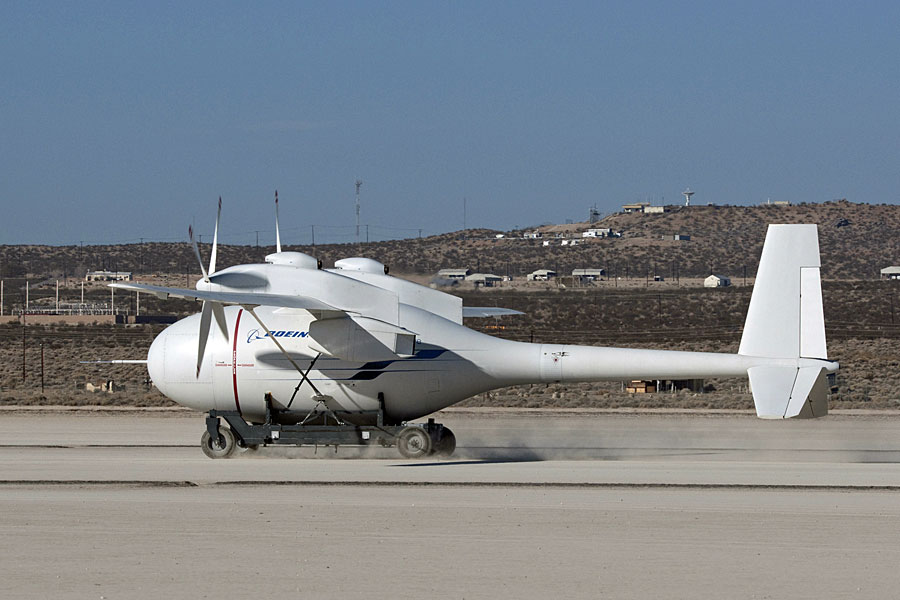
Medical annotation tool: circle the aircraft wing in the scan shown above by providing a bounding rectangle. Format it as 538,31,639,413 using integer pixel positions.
111,281,417,363
462,307,525,318
109,282,340,313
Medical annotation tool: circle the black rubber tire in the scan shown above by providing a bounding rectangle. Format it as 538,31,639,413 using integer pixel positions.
433,428,456,457
396,426,432,459
201,428,236,459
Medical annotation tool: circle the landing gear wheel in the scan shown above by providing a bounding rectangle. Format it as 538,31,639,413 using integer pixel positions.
201,428,236,459
396,426,432,459
433,428,456,457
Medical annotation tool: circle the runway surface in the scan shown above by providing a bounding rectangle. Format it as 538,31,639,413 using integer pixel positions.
2,410,900,598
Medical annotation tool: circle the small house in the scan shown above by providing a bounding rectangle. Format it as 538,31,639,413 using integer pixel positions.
881,266,900,280
437,268,471,280
704,274,731,288
572,268,606,282
527,269,557,281
466,273,503,288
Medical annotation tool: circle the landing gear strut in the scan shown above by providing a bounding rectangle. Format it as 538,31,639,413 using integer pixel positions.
201,409,455,460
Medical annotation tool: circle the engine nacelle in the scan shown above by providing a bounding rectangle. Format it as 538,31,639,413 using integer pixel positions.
334,257,389,274
265,252,321,269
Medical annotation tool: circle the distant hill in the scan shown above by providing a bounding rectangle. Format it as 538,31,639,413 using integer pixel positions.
2,200,898,280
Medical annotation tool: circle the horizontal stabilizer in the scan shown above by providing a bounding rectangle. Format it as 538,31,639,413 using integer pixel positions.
462,307,525,318
748,365,829,419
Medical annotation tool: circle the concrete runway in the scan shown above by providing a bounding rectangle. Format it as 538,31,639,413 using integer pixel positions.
2,410,900,598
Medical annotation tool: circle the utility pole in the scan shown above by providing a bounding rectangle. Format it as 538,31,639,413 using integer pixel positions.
311,225,315,246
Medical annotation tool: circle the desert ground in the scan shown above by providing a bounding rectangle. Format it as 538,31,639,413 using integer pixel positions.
2,410,900,599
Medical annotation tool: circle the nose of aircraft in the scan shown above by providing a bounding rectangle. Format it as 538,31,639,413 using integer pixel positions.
146,331,167,396
147,315,216,412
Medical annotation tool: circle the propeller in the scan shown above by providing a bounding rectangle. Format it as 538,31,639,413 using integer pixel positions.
275,190,282,253
190,197,229,377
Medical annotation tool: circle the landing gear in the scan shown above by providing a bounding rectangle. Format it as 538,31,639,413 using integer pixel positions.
200,409,457,459
397,426,432,458
433,427,456,457
201,427,236,459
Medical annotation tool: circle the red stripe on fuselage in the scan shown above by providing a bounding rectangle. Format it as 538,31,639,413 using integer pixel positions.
232,309,243,414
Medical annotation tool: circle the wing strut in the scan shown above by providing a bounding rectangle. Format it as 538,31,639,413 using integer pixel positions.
287,352,322,409
244,307,325,399
245,306,348,424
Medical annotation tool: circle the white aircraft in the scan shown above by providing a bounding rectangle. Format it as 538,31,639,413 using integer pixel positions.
113,197,838,459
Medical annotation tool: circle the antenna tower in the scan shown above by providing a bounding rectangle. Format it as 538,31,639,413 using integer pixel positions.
355,180,362,245
682,188,694,207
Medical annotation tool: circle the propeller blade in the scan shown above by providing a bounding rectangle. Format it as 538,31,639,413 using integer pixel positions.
197,300,212,377
211,301,228,341
189,225,209,283
209,197,221,276
275,190,282,253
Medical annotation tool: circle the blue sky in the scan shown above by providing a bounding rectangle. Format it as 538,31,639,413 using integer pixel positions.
2,1,899,245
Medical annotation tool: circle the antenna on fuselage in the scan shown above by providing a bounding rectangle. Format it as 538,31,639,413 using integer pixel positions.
275,190,282,253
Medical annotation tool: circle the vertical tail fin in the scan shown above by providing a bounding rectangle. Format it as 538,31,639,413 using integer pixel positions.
740,225,833,418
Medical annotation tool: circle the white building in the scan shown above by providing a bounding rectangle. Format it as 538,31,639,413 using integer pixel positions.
572,268,606,282
85,271,132,282
437,268,471,280
582,228,613,238
527,269,557,281
881,266,900,280
704,274,731,288
466,273,503,287
524,231,543,239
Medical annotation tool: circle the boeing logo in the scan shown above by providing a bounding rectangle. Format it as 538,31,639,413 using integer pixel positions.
247,328,310,344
